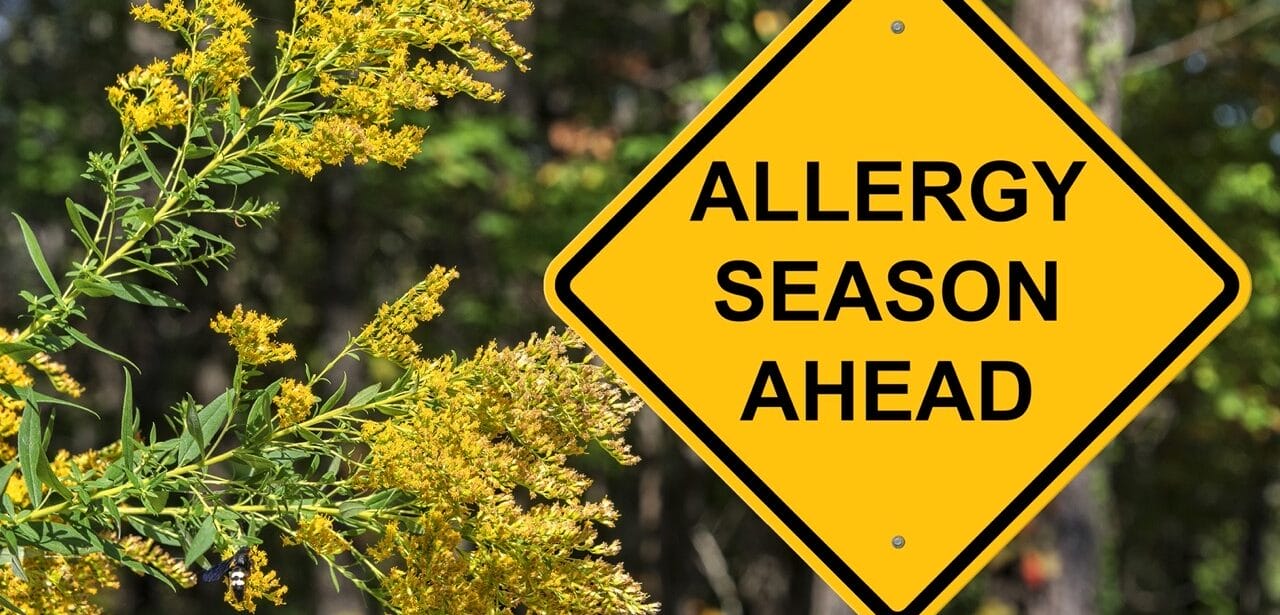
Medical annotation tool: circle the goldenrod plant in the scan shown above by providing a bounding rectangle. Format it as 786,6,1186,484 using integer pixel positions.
0,0,656,613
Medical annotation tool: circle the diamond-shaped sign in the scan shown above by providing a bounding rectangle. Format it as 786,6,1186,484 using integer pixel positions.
544,0,1250,613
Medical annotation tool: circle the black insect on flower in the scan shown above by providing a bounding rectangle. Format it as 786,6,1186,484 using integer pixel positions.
199,547,250,600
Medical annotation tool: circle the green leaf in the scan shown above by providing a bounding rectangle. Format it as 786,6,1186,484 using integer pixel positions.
245,381,280,442
337,500,368,519
348,383,382,407
120,370,141,489
64,198,100,257
121,256,179,285
177,390,232,464
185,516,217,566
12,213,60,297
0,587,21,613
143,490,168,515
17,407,45,509
0,462,18,505
63,326,138,371
0,342,41,363
232,453,275,473
72,278,116,298
103,281,187,310
287,67,316,91
3,386,98,418
318,375,348,415
127,516,182,548
130,138,165,186
13,523,104,556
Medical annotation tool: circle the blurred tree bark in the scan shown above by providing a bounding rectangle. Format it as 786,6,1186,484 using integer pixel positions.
1011,0,1132,613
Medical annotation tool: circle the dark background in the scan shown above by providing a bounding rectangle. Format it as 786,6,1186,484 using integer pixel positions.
2,0,1279,613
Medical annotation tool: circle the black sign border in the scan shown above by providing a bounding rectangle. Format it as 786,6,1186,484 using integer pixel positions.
553,0,1244,612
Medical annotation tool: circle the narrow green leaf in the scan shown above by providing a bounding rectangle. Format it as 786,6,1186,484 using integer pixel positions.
0,463,18,505
120,370,142,491
120,256,179,284
0,586,21,612
347,383,381,407
63,326,137,371
318,375,348,415
131,138,165,186
185,516,216,566
17,407,44,509
143,490,168,515
177,390,231,464
0,342,41,363
12,522,101,556
64,199,100,256
12,213,60,297
245,381,280,442
103,281,187,310
337,500,367,519
4,386,98,418
31,413,70,501
72,278,116,298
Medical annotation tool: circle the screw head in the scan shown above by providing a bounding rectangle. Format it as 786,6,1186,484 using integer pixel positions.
891,20,906,34
892,535,906,549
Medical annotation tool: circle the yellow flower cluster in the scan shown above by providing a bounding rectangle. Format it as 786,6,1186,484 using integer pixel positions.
50,441,122,483
368,501,651,613
223,546,287,613
267,0,533,177
4,441,125,508
4,474,26,508
210,305,297,365
0,551,119,614
0,354,30,438
119,535,198,589
285,515,350,556
133,0,255,96
129,0,192,30
272,378,317,429
0,329,83,453
357,330,637,504
27,353,85,399
354,325,654,613
356,266,458,367
269,117,426,179
106,60,191,133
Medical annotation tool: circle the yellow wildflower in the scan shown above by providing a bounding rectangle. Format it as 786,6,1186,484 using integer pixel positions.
355,267,458,366
119,535,198,589
210,305,297,365
27,352,85,398
130,0,192,31
51,441,122,484
5,473,26,508
223,546,287,613
268,117,426,179
285,515,349,557
134,0,254,95
272,378,317,429
265,0,533,177
106,60,191,133
0,550,118,614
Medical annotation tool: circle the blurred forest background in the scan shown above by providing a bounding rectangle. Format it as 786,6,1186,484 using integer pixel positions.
1,0,1279,613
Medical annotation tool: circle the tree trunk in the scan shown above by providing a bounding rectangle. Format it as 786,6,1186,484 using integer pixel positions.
1011,0,1133,613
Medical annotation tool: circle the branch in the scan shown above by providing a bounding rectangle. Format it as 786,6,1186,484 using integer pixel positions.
1127,0,1280,74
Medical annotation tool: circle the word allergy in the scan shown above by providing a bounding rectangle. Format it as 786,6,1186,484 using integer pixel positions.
691,159,1088,423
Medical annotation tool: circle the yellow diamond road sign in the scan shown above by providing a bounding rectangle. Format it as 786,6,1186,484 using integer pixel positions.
545,0,1250,613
